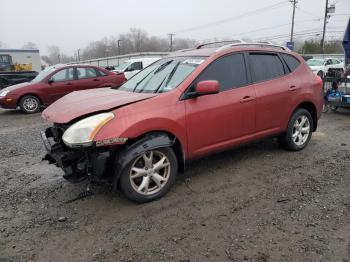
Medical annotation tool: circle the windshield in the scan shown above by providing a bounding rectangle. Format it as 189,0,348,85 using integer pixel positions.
31,66,57,82
118,57,205,93
307,59,324,66
113,62,131,72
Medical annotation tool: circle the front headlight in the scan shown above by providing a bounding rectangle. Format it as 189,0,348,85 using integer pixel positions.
62,112,114,147
0,91,9,97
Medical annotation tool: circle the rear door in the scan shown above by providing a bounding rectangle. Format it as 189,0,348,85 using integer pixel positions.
185,53,256,158
75,67,106,90
46,67,75,103
247,52,291,135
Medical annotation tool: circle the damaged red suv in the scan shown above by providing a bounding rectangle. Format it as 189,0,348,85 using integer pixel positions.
41,42,323,203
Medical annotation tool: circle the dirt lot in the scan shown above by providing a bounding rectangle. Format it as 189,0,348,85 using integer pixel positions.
0,108,350,262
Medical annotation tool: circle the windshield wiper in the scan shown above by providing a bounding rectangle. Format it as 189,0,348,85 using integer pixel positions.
153,60,173,74
154,62,180,93
131,68,157,92
132,60,174,93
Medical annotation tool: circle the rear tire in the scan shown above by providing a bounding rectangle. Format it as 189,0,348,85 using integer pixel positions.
19,95,41,114
278,109,313,151
119,147,178,203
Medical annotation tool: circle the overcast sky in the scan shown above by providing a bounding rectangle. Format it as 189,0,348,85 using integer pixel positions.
1,0,349,56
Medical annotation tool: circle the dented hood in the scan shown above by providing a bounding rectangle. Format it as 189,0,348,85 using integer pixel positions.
42,88,157,123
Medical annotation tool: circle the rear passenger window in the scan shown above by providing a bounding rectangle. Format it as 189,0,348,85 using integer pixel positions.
282,54,301,72
249,53,285,82
195,53,248,91
77,67,97,79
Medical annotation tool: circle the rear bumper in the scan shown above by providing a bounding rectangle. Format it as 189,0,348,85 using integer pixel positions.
41,127,112,183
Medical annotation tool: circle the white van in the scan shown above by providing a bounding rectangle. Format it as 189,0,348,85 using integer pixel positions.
112,57,161,79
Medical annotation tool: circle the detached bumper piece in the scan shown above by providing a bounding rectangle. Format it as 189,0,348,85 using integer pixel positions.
41,126,112,184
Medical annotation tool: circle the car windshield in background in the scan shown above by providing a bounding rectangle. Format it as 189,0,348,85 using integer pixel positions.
113,62,130,71
31,66,57,82
307,59,324,66
118,57,206,93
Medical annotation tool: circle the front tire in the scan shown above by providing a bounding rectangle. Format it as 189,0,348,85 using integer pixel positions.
119,147,178,203
279,109,313,151
19,95,41,114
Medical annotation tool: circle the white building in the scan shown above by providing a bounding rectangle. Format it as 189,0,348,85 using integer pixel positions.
0,49,41,72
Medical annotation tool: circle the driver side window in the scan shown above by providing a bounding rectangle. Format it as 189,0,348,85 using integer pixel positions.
127,62,143,71
192,53,248,92
51,68,74,82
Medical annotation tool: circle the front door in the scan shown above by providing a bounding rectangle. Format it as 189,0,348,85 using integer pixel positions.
184,53,256,158
46,67,75,104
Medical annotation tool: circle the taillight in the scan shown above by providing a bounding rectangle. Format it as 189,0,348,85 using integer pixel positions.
116,72,127,84
315,75,323,89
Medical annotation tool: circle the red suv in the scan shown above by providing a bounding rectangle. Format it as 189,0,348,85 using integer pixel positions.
41,42,323,203
0,64,126,113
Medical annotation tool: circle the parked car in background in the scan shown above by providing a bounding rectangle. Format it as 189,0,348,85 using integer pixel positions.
0,64,126,113
112,57,160,79
41,42,323,203
307,57,344,78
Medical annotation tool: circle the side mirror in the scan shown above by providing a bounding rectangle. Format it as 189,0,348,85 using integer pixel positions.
188,80,220,98
48,78,54,84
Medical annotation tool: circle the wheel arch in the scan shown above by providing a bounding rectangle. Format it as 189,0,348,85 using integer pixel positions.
293,101,318,131
17,93,43,107
128,130,186,173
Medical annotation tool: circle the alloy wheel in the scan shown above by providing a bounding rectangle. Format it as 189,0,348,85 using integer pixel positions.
23,97,39,112
292,115,310,146
129,150,171,195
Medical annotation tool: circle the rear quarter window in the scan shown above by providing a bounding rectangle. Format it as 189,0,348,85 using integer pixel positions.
281,54,301,72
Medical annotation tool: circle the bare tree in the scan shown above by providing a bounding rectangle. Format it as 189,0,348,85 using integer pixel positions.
22,42,38,50
80,28,197,61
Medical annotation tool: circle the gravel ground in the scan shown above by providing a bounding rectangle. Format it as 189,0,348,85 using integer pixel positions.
0,108,350,262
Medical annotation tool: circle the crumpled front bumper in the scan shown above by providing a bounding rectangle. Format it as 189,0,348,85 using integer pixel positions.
41,126,112,183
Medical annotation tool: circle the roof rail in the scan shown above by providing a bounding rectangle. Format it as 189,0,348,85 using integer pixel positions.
196,39,245,49
216,42,290,52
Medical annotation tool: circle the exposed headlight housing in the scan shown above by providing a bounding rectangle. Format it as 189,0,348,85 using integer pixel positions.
62,113,114,147
0,91,9,97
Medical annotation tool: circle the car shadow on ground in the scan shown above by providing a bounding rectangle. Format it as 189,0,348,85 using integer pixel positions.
62,138,285,206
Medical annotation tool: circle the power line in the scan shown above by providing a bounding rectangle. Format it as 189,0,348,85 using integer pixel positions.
198,18,327,43
173,0,289,34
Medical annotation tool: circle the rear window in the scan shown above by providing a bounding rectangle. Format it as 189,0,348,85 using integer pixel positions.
97,69,107,76
249,53,285,82
282,54,300,72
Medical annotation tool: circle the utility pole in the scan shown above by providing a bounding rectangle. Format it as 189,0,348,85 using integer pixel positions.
168,33,174,52
290,0,297,43
320,0,329,53
77,49,80,62
117,39,122,65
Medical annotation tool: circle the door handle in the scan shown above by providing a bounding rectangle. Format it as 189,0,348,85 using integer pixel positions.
93,78,100,81
66,82,73,85
240,96,255,103
289,85,298,91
